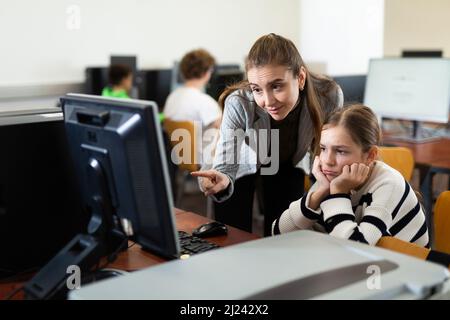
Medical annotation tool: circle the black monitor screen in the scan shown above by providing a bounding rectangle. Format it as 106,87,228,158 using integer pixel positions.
402,50,443,58
332,75,366,104
110,56,137,74
207,67,244,101
0,113,88,276
62,94,180,259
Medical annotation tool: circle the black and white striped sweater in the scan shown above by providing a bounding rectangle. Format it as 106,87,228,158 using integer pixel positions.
272,161,429,247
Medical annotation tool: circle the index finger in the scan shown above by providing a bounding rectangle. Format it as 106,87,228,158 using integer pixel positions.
191,171,216,179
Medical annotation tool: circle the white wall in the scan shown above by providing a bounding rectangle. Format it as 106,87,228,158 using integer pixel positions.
299,0,384,76
0,0,299,86
384,0,450,57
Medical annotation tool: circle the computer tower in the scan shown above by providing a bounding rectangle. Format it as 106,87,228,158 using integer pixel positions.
85,67,109,95
136,69,172,112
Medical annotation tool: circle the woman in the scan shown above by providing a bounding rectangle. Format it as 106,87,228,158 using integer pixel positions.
272,104,429,247
192,33,343,235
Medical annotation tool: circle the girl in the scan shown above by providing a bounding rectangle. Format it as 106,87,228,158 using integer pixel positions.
272,104,429,247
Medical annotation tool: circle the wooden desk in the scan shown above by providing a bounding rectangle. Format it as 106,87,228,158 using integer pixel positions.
383,137,450,241
383,137,450,168
0,208,259,299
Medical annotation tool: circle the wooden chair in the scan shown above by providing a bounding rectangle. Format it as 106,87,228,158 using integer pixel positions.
163,119,214,218
378,146,415,181
163,119,199,173
377,236,450,271
434,191,450,254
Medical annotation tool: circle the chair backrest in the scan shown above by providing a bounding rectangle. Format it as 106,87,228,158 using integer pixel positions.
163,118,199,172
304,175,311,192
379,146,415,181
377,236,450,270
434,191,450,254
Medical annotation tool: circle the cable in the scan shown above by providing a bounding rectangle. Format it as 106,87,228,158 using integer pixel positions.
94,236,129,272
0,266,39,283
3,286,24,300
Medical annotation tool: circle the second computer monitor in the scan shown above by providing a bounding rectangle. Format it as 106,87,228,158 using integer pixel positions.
364,58,450,123
207,66,244,101
332,75,366,104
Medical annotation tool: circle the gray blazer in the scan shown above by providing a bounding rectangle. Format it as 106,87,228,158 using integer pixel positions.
202,79,344,202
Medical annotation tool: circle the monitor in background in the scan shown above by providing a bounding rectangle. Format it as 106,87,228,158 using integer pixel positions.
332,75,366,104
206,65,244,101
110,55,137,76
0,110,88,278
24,94,180,299
364,58,450,142
85,67,109,95
136,68,172,112
170,60,184,92
170,62,244,101
402,50,443,58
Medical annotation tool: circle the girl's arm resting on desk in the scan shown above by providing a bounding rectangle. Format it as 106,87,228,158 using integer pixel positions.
319,185,393,246
273,181,396,247
272,183,324,235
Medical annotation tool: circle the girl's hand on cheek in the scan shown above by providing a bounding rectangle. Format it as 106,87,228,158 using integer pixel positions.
330,163,370,194
312,156,330,194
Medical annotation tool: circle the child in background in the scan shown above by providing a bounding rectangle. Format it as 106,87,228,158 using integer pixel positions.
102,64,133,99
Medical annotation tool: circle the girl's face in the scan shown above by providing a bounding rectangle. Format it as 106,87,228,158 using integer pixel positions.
247,65,306,121
319,125,374,181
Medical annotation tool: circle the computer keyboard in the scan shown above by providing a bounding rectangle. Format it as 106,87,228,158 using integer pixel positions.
178,231,220,255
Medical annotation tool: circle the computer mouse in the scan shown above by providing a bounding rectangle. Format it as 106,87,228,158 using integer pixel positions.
192,221,228,238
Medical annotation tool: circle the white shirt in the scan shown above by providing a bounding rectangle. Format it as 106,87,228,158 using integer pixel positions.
163,86,222,165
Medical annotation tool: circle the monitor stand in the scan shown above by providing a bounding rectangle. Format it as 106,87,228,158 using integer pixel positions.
384,120,444,144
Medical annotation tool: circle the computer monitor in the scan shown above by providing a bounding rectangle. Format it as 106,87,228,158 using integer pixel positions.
171,62,244,101
332,75,366,104
364,58,450,141
110,55,137,76
85,67,109,95
206,65,244,101
402,50,443,58
136,68,172,112
24,94,180,299
170,61,184,92
63,94,179,257
0,110,88,277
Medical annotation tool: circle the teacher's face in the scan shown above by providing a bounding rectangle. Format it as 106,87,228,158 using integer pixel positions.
247,65,306,121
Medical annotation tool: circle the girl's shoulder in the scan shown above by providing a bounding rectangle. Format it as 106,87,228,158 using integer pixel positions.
366,161,408,191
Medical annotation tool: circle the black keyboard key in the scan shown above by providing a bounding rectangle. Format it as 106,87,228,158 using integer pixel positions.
177,231,220,255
